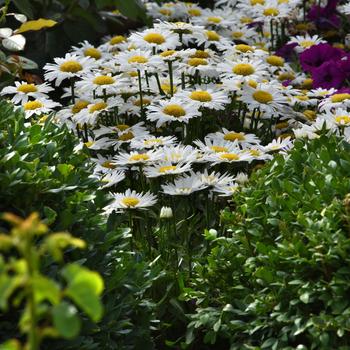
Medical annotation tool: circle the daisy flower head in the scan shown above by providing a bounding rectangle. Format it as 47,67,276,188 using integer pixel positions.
104,189,157,214
197,169,235,187
146,97,201,127
71,40,106,61
115,48,162,72
1,81,53,104
252,0,291,22
193,138,241,155
194,29,231,50
144,161,192,178
130,135,178,149
113,149,162,167
319,91,350,112
181,55,219,78
161,144,198,164
207,128,261,148
101,34,128,52
191,8,235,29
76,73,128,96
55,99,91,123
44,53,96,86
161,172,207,196
176,84,230,110
129,28,180,52
207,149,254,165
99,170,126,189
74,98,121,126
288,35,326,53
213,181,239,197
324,108,350,128
263,137,293,153
74,136,115,152
239,81,287,116
219,57,268,89
20,98,60,118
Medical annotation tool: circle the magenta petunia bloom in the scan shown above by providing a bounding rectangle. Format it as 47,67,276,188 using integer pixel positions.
311,60,345,89
307,0,340,30
300,43,345,72
275,42,298,61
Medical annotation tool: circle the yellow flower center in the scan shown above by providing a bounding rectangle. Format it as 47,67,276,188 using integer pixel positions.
144,138,162,145
220,153,240,161
190,90,212,102
249,149,261,156
60,60,83,73
160,50,176,57
159,8,172,16
84,141,94,147
102,161,115,169
236,44,254,53
330,93,350,103
163,104,186,118
121,197,140,207
116,124,130,131
161,83,177,94
300,40,315,48
224,132,245,141
252,90,273,104
232,31,243,39
302,78,313,89
128,55,148,64
24,100,43,111
248,80,258,88
191,50,210,58
266,55,284,66
206,30,220,41
263,7,279,16
276,121,289,129
233,63,255,76
17,83,37,93
335,116,350,124
241,16,253,24
208,16,221,23
118,131,134,141
211,146,228,152
129,154,150,161
84,48,101,59
133,98,151,106
251,0,265,4
72,100,89,114
278,72,295,81
296,95,309,101
110,35,126,45
159,165,177,173
188,58,208,67
303,110,316,120
143,33,166,45
188,8,201,16
89,102,107,113
93,75,115,85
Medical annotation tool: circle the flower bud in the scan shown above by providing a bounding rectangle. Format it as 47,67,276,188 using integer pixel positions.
160,206,173,219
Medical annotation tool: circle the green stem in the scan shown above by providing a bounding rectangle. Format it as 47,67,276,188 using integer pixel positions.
168,60,174,97
137,69,144,117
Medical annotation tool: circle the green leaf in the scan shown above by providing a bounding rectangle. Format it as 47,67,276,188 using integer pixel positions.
0,339,21,350
32,275,60,305
300,292,310,304
114,0,147,20
43,206,57,225
57,163,75,177
12,0,34,18
63,264,104,322
52,301,81,339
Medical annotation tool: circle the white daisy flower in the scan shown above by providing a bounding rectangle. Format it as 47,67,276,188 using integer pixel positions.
130,135,178,149
71,40,107,61
176,85,229,110
113,149,162,166
144,161,192,178
19,98,60,118
1,81,53,104
263,137,293,153
235,172,249,184
206,128,261,148
161,172,207,195
239,81,287,116
99,170,126,189
288,34,326,53
206,150,254,164
104,189,157,213
197,169,235,187
193,138,241,154
147,97,201,127
44,53,96,86
129,28,180,51
323,108,350,128
161,144,198,164
213,182,239,196
194,29,231,50
74,137,115,152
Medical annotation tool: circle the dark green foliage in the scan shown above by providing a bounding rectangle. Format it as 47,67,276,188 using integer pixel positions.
186,135,350,349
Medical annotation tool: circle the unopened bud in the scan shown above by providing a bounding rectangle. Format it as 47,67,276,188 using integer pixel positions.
160,206,173,219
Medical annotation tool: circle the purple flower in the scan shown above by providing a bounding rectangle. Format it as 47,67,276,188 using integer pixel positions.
307,0,341,30
300,43,345,72
311,60,345,89
275,42,298,61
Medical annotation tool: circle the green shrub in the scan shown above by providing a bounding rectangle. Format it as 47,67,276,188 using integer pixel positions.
185,135,350,349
